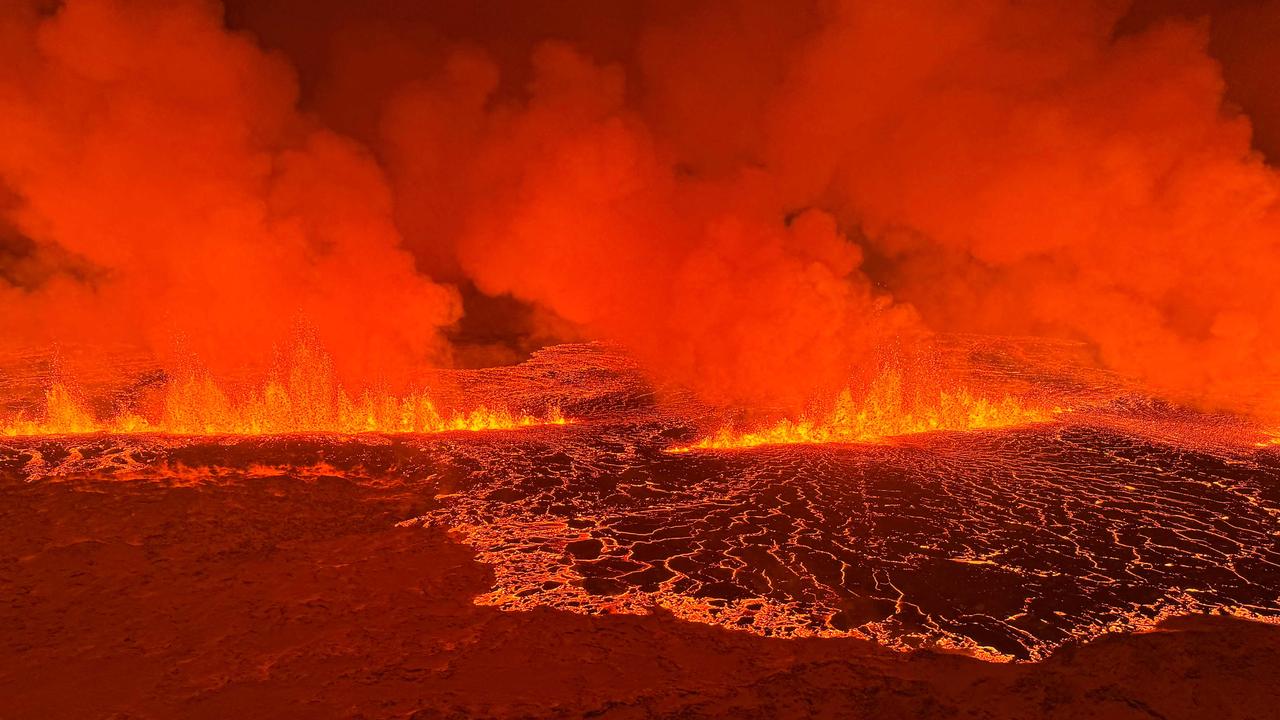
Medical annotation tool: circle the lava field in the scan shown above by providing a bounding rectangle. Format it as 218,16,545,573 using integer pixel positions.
5,341,1277,666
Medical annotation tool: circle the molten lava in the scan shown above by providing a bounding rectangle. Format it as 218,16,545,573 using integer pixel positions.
672,369,1059,452
3,340,1279,666
1,344,566,437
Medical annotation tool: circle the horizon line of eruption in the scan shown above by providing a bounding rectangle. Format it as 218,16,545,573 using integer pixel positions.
671,370,1063,452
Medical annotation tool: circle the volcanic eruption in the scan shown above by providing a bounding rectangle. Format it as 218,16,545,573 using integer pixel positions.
2,1,1280,718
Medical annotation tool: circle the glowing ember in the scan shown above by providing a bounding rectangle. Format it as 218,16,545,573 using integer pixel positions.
672,370,1060,452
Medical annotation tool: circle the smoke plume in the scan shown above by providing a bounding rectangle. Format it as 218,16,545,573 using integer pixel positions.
4,0,1280,414
0,0,460,388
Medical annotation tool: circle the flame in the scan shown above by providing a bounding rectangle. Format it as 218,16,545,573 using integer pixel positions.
1,345,567,437
671,370,1059,452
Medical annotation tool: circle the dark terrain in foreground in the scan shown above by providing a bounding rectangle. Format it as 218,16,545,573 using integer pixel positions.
1,466,1277,719
2,342,1279,718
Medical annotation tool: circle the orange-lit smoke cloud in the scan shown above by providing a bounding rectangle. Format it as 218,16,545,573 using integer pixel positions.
0,0,459,387
757,1,1280,413
370,0,1280,413
380,43,918,408
7,0,1280,415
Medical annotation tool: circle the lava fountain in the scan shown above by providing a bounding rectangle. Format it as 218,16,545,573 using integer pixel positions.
671,369,1062,452
1,342,567,437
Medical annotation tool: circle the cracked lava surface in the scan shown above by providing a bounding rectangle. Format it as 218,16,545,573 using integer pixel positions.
4,340,1278,667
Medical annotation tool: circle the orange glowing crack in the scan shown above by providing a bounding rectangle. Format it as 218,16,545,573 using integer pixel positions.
671,370,1061,452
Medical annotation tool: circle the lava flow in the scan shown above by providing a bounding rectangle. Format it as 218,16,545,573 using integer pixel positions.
5,339,1278,666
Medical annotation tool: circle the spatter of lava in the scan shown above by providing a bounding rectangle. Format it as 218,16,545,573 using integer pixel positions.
2,338,1278,663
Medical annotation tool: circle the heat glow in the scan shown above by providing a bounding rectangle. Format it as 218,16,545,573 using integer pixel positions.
672,370,1058,452
1,346,566,437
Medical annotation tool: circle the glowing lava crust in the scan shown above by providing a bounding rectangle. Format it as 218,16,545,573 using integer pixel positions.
2,338,1278,663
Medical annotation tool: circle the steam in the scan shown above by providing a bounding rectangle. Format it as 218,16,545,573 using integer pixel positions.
4,0,1280,415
